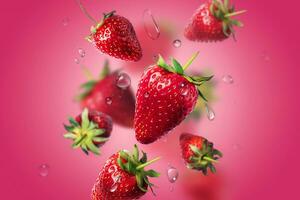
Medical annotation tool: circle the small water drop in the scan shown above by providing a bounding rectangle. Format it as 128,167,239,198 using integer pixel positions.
232,144,241,151
222,75,233,84
205,103,215,121
38,164,49,177
110,184,118,192
116,73,131,89
144,92,150,98
143,9,160,40
78,48,86,58
105,97,112,105
173,39,181,48
167,166,179,183
181,87,189,96
62,18,70,26
74,58,80,64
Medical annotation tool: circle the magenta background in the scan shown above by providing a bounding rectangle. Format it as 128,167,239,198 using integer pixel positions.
1,0,300,199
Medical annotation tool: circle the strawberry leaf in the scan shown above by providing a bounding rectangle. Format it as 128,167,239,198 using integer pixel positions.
172,58,184,75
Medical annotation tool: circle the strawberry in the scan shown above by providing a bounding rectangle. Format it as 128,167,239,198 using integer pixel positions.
64,108,112,155
92,145,160,200
179,133,222,175
184,0,246,42
78,61,135,128
86,11,142,62
134,52,213,144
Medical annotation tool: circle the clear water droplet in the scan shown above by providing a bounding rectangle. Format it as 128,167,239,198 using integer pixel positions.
116,73,131,89
222,75,233,84
144,92,150,98
167,166,179,183
110,184,118,192
105,97,112,105
78,48,86,58
38,164,49,177
173,39,181,48
205,103,215,121
143,9,160,40
74,58,80,64
62,18,70,26
181,87,189,96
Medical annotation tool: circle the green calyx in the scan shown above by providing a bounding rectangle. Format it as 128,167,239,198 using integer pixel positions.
86,10,116,42
210,0,246,38
157,52,213,102
188,140,223,175
117,144,160,194
63,108,108,155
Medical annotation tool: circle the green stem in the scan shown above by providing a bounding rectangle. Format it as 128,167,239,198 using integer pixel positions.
182,52,199,71
74,134,87,146
203,156,218,163
225,10,247,18
76,0,97,23
82,66,94,81
136,157,161,170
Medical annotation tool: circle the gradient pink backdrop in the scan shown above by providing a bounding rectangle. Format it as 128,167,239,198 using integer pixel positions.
1,0,300,199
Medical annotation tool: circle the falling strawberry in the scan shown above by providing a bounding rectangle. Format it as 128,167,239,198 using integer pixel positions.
64,108,112,155
91,144,160,200
77,61,135,128
134,52,213,144
86,11,142,62
180,133,222,175
184,0,246,42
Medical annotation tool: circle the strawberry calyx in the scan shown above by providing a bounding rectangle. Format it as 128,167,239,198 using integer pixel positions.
86,10,116,42
117,144,160,194
63,108,109,155
157,52,213,101
188,140,223,175
209,0,246,38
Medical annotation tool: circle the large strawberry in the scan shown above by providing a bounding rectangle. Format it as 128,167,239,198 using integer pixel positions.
78,61,135,128
179,133,222,175
64,108,112,155
91,144,160,200
184,0,246,42
134,52,213,144
86,11,142,62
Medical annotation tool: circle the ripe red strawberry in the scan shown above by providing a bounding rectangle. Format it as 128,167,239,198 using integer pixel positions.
184,0,246,42
92,145,160,200
179,133,222,175
64,108,112,155
86,11,142,62
134,52,213,144
78,61,135,128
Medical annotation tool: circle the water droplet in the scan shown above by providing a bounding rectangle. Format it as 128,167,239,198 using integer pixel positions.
38,164,49,177
261,51,270,62
110,184,118,192
78,48,86,58
173,39,181,48
108,165,117,173
116,73,131,89
105,97,112,105
74,58,80,64
62,18,70,26
143,9,160,40
144,92,150,98
222,75,233,84
232,144,241,151
205,103,215,121
167,166,179,183
181,87,189,96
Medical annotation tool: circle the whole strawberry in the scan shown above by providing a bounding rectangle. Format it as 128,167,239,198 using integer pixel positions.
92,145,160,200
86,11,142,62
180,133,222,175
78,61,135,128
184,0,246,42
134,52,213,144
64,108,112,155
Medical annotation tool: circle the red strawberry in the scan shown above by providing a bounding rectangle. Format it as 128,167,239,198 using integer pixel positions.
179,133,222,175
64,108,112,155
86,11,142,62
184,0,246,42
92,145,160,200
78,61,135,128
134,53,213,144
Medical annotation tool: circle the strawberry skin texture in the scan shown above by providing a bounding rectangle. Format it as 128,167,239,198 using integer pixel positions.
134,66,198,144
81,72,135,128
92,14,142,62
180,133,206,163
91,153,146,200
184,3,229,42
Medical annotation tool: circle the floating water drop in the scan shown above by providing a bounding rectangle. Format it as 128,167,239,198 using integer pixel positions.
232,144,241,151
108,165,117,173
222,75,233,84
181,88,189,96
105,97,112,105
74,57,80,64
116,73,131,89
38,164,49,177
62,18,70,26
143,9,160,40
144,92,150,98
205,103,215,121
261,51,270,62
173,39,181,48
167,166,179,183
78,48,86,58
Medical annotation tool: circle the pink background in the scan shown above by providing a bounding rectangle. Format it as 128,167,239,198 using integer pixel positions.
1,0,300,199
